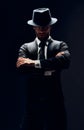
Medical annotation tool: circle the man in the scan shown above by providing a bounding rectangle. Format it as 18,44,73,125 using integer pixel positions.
16,8,70,130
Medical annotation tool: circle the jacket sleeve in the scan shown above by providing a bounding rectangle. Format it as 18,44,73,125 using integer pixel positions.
40,41,71,70
16,44,33,73
18,44,29,58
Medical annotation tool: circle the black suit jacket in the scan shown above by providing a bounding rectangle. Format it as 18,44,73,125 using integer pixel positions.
18,37,70,74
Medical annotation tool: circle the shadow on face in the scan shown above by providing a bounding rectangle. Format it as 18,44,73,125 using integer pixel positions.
33,25,51,40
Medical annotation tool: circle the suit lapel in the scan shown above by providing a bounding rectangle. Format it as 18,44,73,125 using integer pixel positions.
47,38,54,58
27,40,38,60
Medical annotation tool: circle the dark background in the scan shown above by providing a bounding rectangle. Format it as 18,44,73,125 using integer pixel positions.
0,0,84,129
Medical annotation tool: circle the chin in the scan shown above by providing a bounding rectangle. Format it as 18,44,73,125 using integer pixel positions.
39,36,45,40
39,35,48,41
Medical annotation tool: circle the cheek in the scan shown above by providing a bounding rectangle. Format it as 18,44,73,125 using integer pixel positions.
35,30,39,35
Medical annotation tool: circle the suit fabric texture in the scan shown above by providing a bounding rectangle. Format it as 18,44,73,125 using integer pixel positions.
17,37,70,130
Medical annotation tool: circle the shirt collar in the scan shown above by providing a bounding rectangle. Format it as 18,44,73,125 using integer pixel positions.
35,37,41,46
35,36,51,46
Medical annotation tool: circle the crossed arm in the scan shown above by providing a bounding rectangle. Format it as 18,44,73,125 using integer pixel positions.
16,51,67,69
16,41,70,70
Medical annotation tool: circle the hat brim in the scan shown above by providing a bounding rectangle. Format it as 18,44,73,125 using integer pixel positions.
27,18,58,26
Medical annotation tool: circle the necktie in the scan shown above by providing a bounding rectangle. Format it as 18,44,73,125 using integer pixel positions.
39,41,46,59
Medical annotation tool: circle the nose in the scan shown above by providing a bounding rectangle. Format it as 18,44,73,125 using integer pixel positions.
38,28,46,34
39,27,45,31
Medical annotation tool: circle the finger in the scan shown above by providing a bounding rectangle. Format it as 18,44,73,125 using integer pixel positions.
56,52,64,57
16,61,24,68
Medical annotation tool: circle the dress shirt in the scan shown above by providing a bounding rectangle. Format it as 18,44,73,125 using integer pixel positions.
36,37,49,59
34,36,55,76
34,36,50,68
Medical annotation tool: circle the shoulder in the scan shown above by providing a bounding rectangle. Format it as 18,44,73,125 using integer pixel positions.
20,40,36,49
51,38,68,47
51,38,65,45
50,38,62,48
21,41,35,47
49,38,69,51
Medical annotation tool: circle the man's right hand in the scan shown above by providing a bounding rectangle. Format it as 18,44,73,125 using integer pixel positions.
16,57,35,68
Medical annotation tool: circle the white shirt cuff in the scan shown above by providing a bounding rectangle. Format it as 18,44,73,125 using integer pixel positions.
34,60,41,68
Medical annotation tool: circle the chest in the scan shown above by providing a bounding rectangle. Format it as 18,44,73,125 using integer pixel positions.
27,42,60,60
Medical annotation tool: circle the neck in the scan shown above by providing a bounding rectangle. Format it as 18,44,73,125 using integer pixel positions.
38,35,50,42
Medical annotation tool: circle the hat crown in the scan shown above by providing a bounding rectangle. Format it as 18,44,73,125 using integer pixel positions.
32,8,51,26
33,8,49,13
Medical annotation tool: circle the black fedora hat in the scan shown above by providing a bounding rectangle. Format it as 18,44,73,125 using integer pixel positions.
27,8,58,26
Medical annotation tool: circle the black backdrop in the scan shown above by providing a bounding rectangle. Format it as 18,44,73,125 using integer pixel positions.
0,0,84,129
